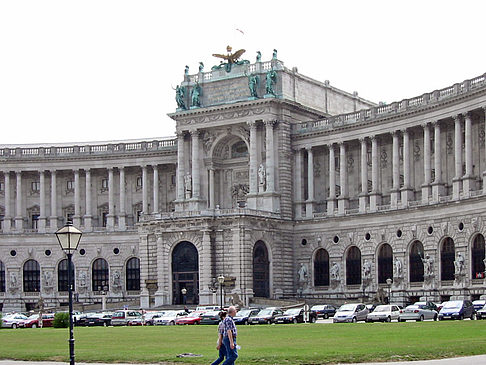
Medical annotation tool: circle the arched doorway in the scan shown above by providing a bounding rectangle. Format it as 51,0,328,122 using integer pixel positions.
346,246,361,285
378,243,393,284
409,241,424,282
253,241,270,297
172,241,199,305
471,234,485,279
441,237,455,281
314,249,329,286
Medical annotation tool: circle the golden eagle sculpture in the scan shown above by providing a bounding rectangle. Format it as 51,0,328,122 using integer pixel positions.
212,45,246,64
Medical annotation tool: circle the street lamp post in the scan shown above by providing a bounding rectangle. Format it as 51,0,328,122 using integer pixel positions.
217,274,225,310
386,278,393,304
55,222,82,365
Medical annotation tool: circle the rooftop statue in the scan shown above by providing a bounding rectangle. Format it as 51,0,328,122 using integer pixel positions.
272,49,277,60
265,69,277,96
175,85,186,110
247,72,259,99
199,62,204,72
212,45,249,72
184,65,189,75
191,82,201,108
256,51,261,62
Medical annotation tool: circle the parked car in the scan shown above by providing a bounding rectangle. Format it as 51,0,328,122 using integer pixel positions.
111,310,142,326
143,311,165,326
78,312,112,327
1,313,28,328
439,300,475,320
414,301,438,311
310,304,336,319
399,304,438,322
200,310,222,325
248,307,284,324
176,311,205,325
275,307,317,324
473,300,486,311
154,310,187,326
233,308,260,325
196,305,220,311
333,303,369,323
366,305,401,322
19,313,55,328
476,305,486,320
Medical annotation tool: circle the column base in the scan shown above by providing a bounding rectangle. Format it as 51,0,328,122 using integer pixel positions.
73,215,81,227
174,199,186,212
106,214,115,230
431,182,445,202
390,189,400,208
154,290,170,307
462,175,476,196
337,197,348,215
49,216,59,232
421,184,431,204
83,215,92,231
369,192,382,212
327,198,336,216
140,290,150,309
400,187,414,207
2,218,11,233
358,194,367,213
452,177,462,200
261,191,280,213
305,201,314,218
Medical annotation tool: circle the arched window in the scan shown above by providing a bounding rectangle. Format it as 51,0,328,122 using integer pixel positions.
23,259,40,292
172,241,199,304
409,241,424,282
441,237,455,281
126,257,140,291
472,234,485,279
253,241,270,298
0,261,5,292
92,258,109,291
58,259,75,292
314,249,329,286
378,243,393,284
346,246,361,285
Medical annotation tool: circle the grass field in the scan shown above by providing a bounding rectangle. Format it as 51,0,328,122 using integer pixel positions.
0,321,486,364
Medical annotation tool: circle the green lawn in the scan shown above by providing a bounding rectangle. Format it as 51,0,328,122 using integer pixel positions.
0,321,485,364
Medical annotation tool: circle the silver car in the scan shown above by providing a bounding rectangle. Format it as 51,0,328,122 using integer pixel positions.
366,305,401,323
398,304,438,322
333,303,369,323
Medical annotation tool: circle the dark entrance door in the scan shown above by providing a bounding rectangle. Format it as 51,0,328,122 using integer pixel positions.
172,241,199,305
253,241,269,298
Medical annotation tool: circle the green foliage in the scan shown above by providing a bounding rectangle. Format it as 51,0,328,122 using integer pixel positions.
0,322,485,364
53,312,70,328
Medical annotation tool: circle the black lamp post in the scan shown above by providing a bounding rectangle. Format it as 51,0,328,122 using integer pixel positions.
217,274,225,310
55,222,82,365
386,278,393,304
181,287,187,305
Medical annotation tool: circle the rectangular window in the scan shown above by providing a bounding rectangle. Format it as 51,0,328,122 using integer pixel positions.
101,179,109,189
136,176,143,188
31,214,40,230
102,212,108,227
66,180,74,191
31,181,40,192
0,182,4,192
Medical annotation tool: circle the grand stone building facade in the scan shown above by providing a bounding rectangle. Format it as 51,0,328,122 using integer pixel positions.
1,51,486,312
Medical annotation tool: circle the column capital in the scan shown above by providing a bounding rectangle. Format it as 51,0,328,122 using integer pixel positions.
452,114,461,122
358,137,367,144
369,134,378,142
72,168,80,174
431,120,440,127
15,170,22,176
390,130,400,137
337,140,345,147
400,128,409,135
176,131,185,139
461,111,472,120
326,142,335,150
421,121,430,129
305,146,313,152
264,120,276,128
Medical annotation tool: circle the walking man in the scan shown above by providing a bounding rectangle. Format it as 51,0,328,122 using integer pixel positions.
222,306,238,365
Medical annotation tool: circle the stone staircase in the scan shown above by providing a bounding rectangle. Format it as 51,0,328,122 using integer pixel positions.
249,297,305,308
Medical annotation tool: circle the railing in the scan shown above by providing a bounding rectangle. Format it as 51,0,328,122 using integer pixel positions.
141,208,281,221
292,72,486,135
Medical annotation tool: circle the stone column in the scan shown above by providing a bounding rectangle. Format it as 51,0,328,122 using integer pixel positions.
327,143,336,215
14,171,22,231
84,169,92,230
264,120,275,193
107,168,115,228
3,172,11,232
152,165,159,213
421,123,431,203
337,142,348,214
431,121,444,201
38,170,46,232
248,121,258,195
73,169,81,227
49,170,58,231
463,112,475,194
294,149,303,218
191,129,200,199
118,167,126,230
369,136,381,211
483,107,486,194
209,168,215,209
139,234,150,309
142,165,148,213
305,147,314,217
452,115,463,199
359,138,368,212
391,131,400,208
176,132,185,201
400,128,413,205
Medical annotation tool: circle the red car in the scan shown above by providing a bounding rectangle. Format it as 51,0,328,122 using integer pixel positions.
19,314,55,328
175,311,205,325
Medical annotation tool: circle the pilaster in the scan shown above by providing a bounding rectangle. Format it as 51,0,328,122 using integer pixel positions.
38,170,46,233
462,112,475,194
391,131,400,208
84,169,92,230
359,138,368,213
337,142,348,214
400,129,414,206
327,143,336,216
118,167,126,230
452,115,463,199
421,123,431,203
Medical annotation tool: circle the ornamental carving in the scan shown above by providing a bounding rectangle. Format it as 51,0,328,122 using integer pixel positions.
314,158,321,177
446,133,453,155
178,107,267,126
202,130,217,153
413,140,421,161
380,148,388,168
347,155,354,171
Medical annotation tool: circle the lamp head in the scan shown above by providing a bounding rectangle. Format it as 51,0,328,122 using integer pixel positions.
386,278,393,286
55,222,82,254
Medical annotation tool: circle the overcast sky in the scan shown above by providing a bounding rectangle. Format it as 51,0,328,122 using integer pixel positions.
0,1,485,145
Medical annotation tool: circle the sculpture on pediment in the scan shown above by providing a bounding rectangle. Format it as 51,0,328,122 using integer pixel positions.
198,62,204,72
265,69,277,96
191,82,201,108
258,164,266,189
256,51,261,62
175,85,186,110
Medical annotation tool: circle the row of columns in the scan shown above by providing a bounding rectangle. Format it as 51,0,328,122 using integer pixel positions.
1,165,163,233
296,110,486,218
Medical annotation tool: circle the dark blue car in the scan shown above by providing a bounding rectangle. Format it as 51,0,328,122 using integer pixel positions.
233,308,260,325
311,304,336,319
439,300,475,320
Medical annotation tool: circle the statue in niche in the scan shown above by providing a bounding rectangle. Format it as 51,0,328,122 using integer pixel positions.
393,257,403,278
422,253,434,277
256,51,261,62
454,252,465,276
297,263,308,286
184,173,192,198
113,270,121,288
258,164,266,188
191,82,201,107
362,259,372,281
9,272,18,288
330,262,341,282
247,73,259,98
175,85,186,110
184,65,189,76
265,69,277,96
198,62,204,72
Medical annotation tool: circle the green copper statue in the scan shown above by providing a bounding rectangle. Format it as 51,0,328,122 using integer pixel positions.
265,69,277,96
272,49,277,60
199,62,204,72
256,51,261,62
191,82,201,107
175,85,186,110
248,73,259,98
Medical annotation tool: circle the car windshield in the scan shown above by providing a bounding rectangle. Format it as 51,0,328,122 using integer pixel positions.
338,304,355,312
186,312,201,318
204,311,220,316
27,314,39,320
443,301,462,309
373,305,390,312
405,305,419,310
162,311,177,317
258,309,273,316
284,308,301,315
237,310,251,317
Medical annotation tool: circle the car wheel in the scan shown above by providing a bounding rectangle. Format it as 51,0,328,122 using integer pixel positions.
310,317,316,323
32,324,37,328
470,313,475,321
12,324,17,329
170,321,175,326
323,313,329,319
352,317,357,323
195,321,199,325
292,318,298,324
398,318,403,322
459,314,464,321
420,315,424,322
244,320,249,325
386,316,391,323
434,315,438,321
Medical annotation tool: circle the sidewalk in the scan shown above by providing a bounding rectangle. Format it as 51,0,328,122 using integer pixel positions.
1,356,486,365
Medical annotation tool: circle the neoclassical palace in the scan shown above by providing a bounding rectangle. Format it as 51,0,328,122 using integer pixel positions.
1,50,486,312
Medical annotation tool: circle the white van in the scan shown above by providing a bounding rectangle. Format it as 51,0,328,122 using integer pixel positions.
110,310,142,326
